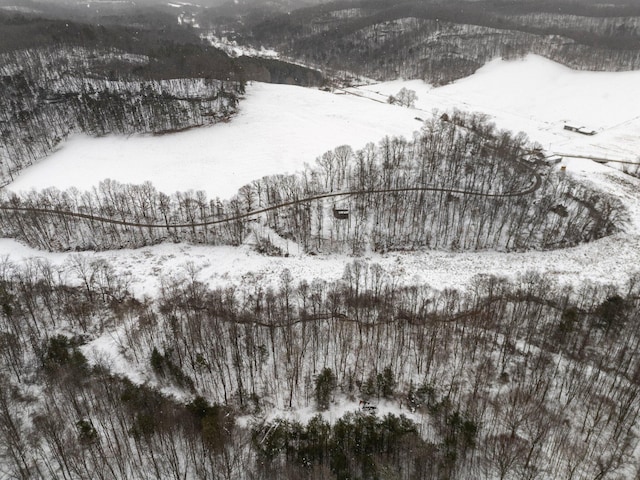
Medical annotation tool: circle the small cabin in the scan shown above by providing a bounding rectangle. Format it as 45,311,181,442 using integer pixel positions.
564,124,596,136
359,400,377,412
333,207,349,220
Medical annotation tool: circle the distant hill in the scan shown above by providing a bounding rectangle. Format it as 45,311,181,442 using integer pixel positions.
202,0,640,84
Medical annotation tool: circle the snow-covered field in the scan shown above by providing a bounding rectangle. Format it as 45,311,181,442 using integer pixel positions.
7,82,421,199
353,54,640,162
8,55,640,201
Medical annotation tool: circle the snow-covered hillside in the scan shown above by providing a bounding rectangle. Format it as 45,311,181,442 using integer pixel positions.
2,163,637,305
354,54,640,162
6,82,421,198
2,55,640,293
3,54,640,480
7,55,640,201
1,146,639,297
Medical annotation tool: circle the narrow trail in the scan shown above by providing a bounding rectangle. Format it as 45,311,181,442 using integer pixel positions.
0,163,541,230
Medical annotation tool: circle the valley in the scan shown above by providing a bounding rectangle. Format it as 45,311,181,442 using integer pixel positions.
2,1,640,479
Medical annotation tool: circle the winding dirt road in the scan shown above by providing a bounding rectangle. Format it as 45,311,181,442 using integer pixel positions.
0,163,541,230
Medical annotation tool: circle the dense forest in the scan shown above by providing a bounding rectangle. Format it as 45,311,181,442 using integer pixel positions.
1,254,640,478
0,112,625,253
205,0,640,84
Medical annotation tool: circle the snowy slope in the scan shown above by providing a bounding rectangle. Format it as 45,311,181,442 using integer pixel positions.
355,54,640,163
7,82,422,199
1,173,638,302
8,55,639,202
0,228,637,297
2,56,640,454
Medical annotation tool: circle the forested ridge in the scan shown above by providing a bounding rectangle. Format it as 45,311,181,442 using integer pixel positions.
207,0,640,84
2,254,640,478
0,113,624,252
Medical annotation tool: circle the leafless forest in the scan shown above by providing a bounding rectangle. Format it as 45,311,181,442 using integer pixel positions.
2,256,640,478
1,0,640,478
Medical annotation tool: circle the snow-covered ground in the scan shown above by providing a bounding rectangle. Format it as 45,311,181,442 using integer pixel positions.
8,55,640,201
353,54,640,162
201,33,280,59
4,155,640,300
7,82,421,199
3,54,640,297
3,55,640,432
238,396,421,429
0,226,637,301
1,156,639,301
7,153,640,411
